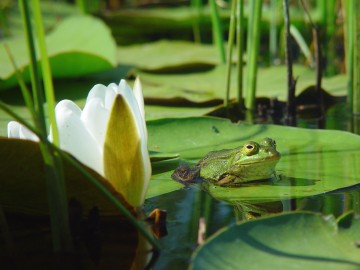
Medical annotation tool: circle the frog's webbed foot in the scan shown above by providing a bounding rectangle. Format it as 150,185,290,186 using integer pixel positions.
171,163,200,184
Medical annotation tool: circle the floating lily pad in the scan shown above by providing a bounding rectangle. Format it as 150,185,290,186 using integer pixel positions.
145,105,217,120
117,40,224,72
137,65,347,104
146,117,360,200
0,15,116,89
2,1,77,38
191,212,360,270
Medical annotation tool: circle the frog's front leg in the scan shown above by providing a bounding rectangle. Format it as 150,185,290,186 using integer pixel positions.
217,174,238,186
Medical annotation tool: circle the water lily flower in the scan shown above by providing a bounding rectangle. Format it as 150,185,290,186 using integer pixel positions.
7,78,151,207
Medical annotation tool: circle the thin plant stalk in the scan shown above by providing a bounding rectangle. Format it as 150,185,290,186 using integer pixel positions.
209,0,226,63
236,0,244,111
75,0,87,13
245,0,255,90
353,0,360,114
342,0,353,113
269,0,279,64
244,0,262,111
283,0,296,126
224,0,238,110
18,0,45,131
191,0,202,43
324,0,337,76
32,0,59,146
19,0,72,252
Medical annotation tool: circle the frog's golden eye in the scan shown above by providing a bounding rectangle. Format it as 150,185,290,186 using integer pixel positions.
244,142,258,156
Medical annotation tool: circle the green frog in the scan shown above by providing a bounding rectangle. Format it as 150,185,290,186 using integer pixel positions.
171,138,280,186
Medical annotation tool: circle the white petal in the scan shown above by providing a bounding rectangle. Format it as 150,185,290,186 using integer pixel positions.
105,83,118,110
56,99,103,175
8,121,21,138
118,80,148,144
86,84,107,105
133,77,147,140
81,97,109,151
19,125,39,141
8,121,38,141
133,77,145,120
56,100,82,117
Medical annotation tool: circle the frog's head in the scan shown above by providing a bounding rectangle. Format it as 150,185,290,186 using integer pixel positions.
231,138,281,180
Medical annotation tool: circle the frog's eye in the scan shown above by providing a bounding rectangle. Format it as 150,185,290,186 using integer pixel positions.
244,142,258,156
263,138,276,149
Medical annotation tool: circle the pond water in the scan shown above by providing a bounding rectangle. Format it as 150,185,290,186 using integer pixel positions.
145,183,360,269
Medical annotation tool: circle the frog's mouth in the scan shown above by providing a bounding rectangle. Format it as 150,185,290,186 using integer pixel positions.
240,155,281,166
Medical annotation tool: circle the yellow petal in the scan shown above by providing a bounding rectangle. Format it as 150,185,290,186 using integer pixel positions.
103,94,147,207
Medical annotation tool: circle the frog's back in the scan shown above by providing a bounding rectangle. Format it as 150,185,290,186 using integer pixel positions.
198,147,240,164
197,147,242,180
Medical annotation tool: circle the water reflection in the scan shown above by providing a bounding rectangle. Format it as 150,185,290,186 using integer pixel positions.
146,183,360,269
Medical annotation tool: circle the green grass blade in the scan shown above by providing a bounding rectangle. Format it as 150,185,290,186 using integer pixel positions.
18,0,45,127
269,0,279,64
225,0,237,110
209,0,226,63
31,0,59,146
245,0,262,111
191,0,203,43
236,0,244,110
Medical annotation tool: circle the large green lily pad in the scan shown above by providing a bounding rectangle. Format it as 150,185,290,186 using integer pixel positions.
117,40,224,72
191,212,360,270
146,117,360,201
0,15,116,89
137,65,347,103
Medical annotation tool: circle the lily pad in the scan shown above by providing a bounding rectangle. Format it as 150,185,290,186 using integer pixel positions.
146,117,360,200
190,212,360,270
0,15,116,89
117,40,224,72
137,65,347,104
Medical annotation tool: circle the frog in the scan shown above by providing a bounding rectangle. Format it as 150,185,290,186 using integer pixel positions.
171,138,280,186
